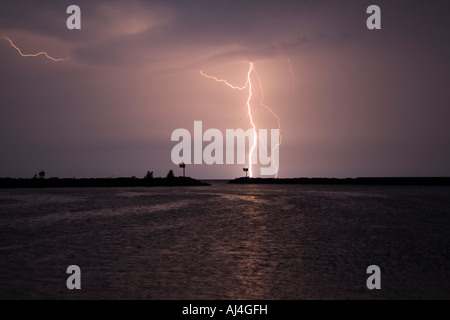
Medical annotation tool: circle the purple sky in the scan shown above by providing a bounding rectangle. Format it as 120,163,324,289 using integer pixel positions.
1,0,449,179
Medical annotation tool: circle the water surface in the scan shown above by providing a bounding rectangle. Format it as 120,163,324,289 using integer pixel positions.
0,183,449,299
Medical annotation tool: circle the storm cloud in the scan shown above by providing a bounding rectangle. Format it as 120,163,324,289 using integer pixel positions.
1,0,449,178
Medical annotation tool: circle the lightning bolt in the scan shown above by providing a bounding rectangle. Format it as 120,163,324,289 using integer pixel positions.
5,37,66,62
200,62,282,178
253,68,282,177
288,58,297,82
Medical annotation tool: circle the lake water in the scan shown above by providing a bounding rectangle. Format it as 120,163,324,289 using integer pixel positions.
0,182,449,299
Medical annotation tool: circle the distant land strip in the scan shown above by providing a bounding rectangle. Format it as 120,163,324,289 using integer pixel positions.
0,177,210,188
229,177,450,185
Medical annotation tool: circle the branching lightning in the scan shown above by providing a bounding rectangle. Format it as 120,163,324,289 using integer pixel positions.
200,62,282,178
5,37,65,62
288,58,297,82
253,68,282,176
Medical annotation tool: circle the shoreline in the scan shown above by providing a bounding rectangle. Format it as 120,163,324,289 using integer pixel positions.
229,177,450,186
0,177,210,188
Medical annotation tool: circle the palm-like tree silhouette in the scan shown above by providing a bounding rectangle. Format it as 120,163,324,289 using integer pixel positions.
243,167,249,178
179,162,186,178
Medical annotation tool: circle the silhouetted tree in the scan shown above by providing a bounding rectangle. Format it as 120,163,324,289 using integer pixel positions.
179,162,186,178
144,171,154,180
167,170,175,179
39,171,46,179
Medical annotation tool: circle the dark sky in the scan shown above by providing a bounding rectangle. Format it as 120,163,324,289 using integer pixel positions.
1,0,449,178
